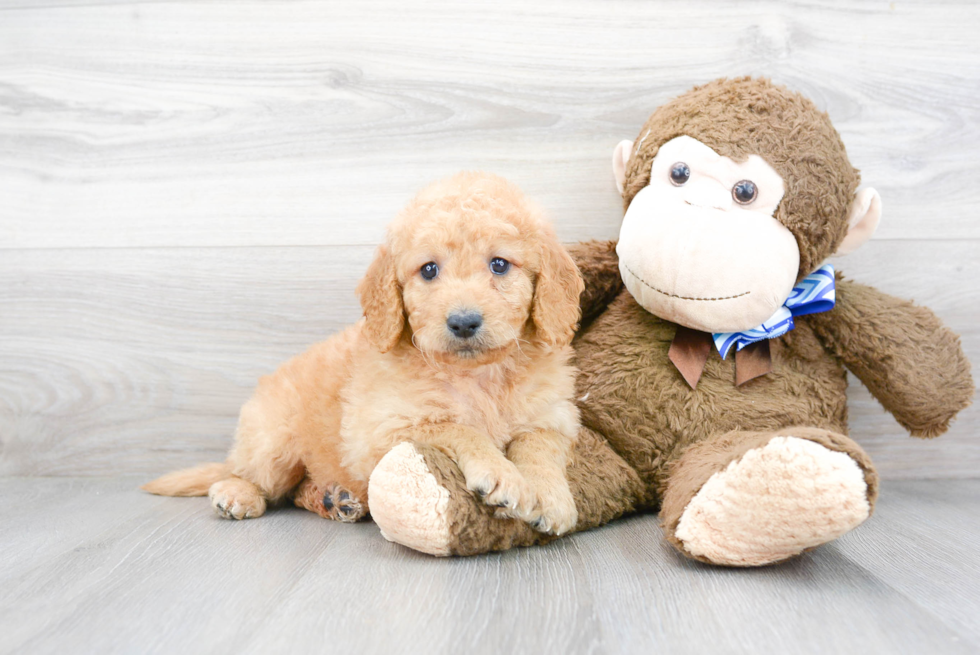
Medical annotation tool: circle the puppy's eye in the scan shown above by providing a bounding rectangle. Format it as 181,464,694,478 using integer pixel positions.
669,162,691,186
420,262,439,280
490,258,510,275
732,180,757,204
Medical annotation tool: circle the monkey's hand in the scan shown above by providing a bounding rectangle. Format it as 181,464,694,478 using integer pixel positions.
808,276,973,438
567,240,624,329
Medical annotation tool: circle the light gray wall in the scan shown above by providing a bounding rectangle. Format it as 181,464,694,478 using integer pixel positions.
1,0,977,478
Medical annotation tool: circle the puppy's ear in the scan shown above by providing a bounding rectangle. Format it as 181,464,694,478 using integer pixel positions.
531,230,585,348
357,244,405,352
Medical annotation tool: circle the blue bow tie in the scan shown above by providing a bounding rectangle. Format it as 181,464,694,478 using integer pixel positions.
713,264,836,359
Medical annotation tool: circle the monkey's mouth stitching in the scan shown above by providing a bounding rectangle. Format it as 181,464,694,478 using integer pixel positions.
623,263,750,302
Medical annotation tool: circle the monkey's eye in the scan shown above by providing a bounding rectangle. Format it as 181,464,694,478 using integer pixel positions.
420,262,439,280
732,180,758,204
669,162,691,186
490,257,510,275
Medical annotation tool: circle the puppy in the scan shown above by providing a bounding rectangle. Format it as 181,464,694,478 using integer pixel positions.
143,172,585,535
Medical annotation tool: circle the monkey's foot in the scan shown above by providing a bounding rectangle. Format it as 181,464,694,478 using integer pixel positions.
662,431,876,566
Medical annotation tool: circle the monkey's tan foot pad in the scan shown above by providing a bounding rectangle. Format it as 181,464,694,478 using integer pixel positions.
674,436,870,566
368,442,453,556
292,479,367,523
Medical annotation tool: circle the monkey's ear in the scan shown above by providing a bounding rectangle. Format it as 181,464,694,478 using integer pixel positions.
613,140,633,194
356,245,405,352
836,188,882,255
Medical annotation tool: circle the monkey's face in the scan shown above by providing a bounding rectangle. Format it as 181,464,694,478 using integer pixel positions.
616,136,800,333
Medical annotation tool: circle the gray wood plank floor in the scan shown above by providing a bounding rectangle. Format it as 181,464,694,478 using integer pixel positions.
1,478,978,655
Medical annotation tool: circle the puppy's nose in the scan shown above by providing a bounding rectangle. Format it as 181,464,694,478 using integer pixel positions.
447,311,483,339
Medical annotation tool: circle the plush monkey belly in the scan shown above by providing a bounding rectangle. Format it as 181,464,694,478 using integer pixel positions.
570,288,879,566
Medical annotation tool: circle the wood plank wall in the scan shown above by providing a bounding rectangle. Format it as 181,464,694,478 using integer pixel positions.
1,0,978,478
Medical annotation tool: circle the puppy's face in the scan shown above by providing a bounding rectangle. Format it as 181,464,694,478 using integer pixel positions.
357,173,584,361
399,218,534,359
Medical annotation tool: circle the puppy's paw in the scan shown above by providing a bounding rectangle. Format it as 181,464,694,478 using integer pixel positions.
322,484,368,523
292,478,368,522
209,478,267,520
463,459,536,519
522,477,577,536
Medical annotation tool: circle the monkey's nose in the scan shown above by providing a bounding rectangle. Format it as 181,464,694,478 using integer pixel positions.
447,311,483,339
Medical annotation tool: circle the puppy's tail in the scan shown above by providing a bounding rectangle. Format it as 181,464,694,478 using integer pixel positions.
141,462,231,496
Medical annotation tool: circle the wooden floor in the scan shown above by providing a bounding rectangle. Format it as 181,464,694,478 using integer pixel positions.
1,477,978,655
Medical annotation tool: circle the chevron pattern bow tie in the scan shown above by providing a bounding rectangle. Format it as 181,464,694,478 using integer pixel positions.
713,264,837,359
668,264,837,389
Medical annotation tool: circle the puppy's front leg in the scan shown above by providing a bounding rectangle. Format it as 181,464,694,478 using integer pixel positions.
503,430,577,536
411,424,536,519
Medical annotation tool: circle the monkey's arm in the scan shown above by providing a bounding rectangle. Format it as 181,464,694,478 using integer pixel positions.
567,240,624,328
808,277,973,438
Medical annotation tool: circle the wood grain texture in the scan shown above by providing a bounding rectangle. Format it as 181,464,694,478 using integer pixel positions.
1,240,978,478
1,0,978,479
0,477,978,654
1,0,979,249
0,246,371,476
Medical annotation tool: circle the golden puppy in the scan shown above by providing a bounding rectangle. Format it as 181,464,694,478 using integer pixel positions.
143,172,585,535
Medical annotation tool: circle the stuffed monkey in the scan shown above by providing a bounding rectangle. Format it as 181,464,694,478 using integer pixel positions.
364,77,973,565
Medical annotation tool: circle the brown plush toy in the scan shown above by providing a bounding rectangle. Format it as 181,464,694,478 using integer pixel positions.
365,77,974,566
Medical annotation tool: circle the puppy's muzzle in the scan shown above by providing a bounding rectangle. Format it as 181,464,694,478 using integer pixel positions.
446,311,483,340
